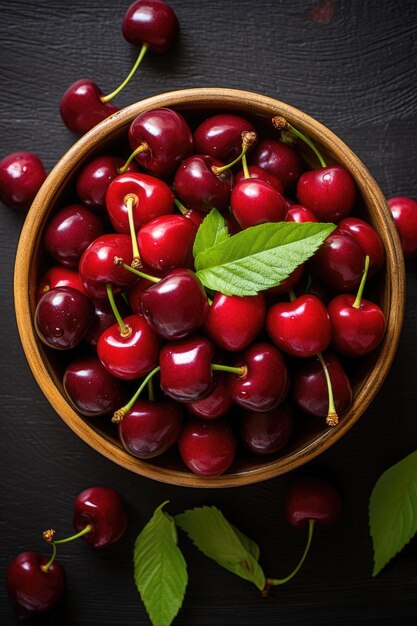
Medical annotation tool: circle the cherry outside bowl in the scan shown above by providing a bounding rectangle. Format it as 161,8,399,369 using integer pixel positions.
14,88,405,487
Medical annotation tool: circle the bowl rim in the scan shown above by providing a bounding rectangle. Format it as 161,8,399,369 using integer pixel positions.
14,87,405,487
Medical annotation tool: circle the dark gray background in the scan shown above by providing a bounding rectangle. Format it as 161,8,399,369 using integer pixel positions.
1,1,417,624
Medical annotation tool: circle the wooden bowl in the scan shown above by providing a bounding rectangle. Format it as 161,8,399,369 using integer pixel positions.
14,88,405,487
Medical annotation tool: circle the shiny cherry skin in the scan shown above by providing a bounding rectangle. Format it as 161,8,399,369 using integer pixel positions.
128,277,155,315
284,476,343,528
97,314,159,380
286,204,318,223
79,234,136,299
204,293,266,352
388,196,417,258
6,552,65,619
73,487,127,548
60,79,119,134
186,372,233,419
174,154,233,213
231,178,287,228
63,356,126,416
118,399,183,459
310,232,365,292
293,352,352,418
235,164,284,194
138,214,196,272
266,264,304,297
129,108,193,177
37,266,86,301
160,336,214,402
44,204,104,268
229,342,289,412
266,294,331,358
76,155,138,213
106,172,174,232
336,217,385,276
122,0,178,53
193,113,256,162
297,166,356,222
183,207,205,228
240,406,293,455
141,269,209,340
327,294,385,357
250,139,303,188
0,151,46,210
85,296,129,348
35,287,94,350
178,419,236,476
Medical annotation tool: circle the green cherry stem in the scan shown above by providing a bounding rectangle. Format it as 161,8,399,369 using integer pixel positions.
265,519,315,587
112,366,161,423
124,194,142,269
242,153,251,179
212,131,257,175
212,363,247,377
118,142,150,174
272,116,326,168
174,198,189,215
148,376,155,402
106,283,131,338
114,257,160,284
288,288,296,302
41,524,94,572
317,352,338,427
353,255,370,309
101,42,149,103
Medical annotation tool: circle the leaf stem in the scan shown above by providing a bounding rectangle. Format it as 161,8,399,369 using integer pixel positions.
353,255,370,309
317,352,339,427
266,519,315,586
107,283,131,337
101,43,149,102
112,366,161,423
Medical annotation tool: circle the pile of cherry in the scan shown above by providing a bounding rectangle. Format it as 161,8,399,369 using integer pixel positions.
30,104,391,478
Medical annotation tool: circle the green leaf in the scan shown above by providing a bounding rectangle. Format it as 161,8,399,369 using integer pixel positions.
134,501,188,626
369,450,417,576
175,506,265,590
195,221,335,296
193,208,229,260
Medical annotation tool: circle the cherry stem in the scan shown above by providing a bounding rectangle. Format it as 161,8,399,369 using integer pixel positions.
212,131,257,175
212,363,247,377
124,194,141,268
242,153,250,179
265,519,315,587
41,524,93,572
174,198,188,215
288,288,296,302
101,42,149,103
106,283,131,338
118,142,150,174
353,255,370,309
114,257,160,283
112,366,161,422
317,352,339,427
148,377,155,402
272,116,326,168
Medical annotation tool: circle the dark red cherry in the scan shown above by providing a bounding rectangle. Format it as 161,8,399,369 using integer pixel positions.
293,352,352,418
160,336,214,402
85,296,130,348
297,166,356,222
76,155,138,213
64,356,126,416
194,113,256,163
235,164,284,194
204,293,266,352
336,217,385,276
44,204,104,268
97,314,159,380
240,406,293,455
138,214,196,272
37,266,86,301
129,108,193,177
79,234,137,299
284,476,343,528
328,294,385,357
229,342,289,411
60,79,119,134
266,294,331,357
122,0,178,53
266,264,304,297
142,269,209,340
106,172,174,232
35,287,94,350
286,204,318,223
250,139,303,188
186,372,233,419
231,178,287,229
73,487,128,548
178,419,236,476
0,151,46,210
118,399,183,458
310,232,365,292
128,276,155,315
174,154,233,213
388,196,417,259
6,552,65,619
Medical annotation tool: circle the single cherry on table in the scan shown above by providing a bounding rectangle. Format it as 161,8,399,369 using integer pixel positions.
0,151,46,210
388,196,417,259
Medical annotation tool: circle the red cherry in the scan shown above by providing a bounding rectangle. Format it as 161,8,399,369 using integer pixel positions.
286,204,318,223
328,294,385,357
336,217,385,275
297,165,356,222
250,139,303,188
240,406,293,455
178,419,236,476
37,266,86,301
266,264,304,297
266,294,331,357
85,296,130,348
174,154,233,213
138,214,196,272
59,79,119,134
231,178,287,228
160,336,214,402
73,487,128,548
284,476,343,528
76,155,138,213
193,113,256,163
122,0,178,53
388,196,417,259
0,151,46,210
128,277,155,315
204,293,266,352
186,372,233,419
235,164,284,194
310,232,365,292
